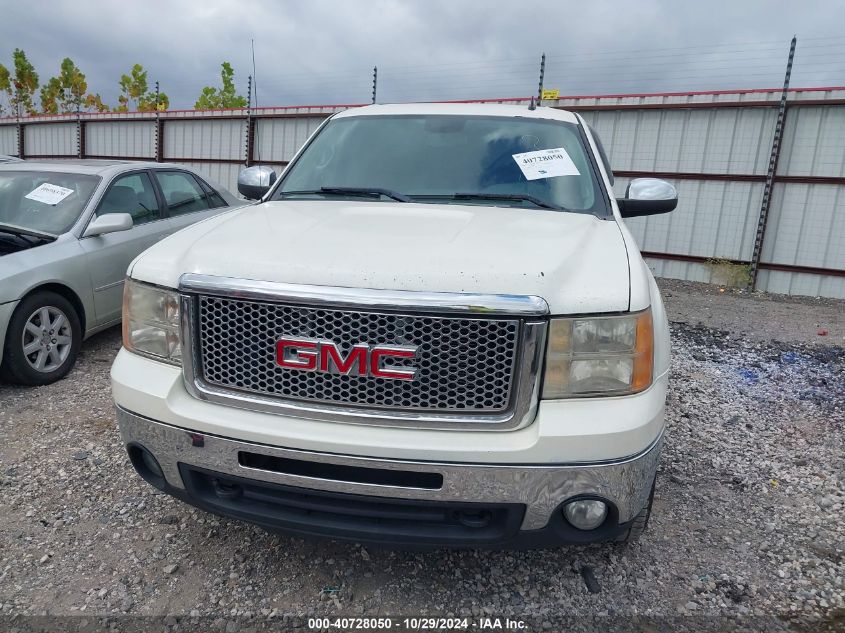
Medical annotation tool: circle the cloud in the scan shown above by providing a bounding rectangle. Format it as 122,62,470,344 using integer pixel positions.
1,0,843,110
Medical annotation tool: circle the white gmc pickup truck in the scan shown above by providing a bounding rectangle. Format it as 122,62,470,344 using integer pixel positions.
111,103,677,548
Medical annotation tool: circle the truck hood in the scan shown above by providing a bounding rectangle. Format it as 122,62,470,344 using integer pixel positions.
130,201,630,314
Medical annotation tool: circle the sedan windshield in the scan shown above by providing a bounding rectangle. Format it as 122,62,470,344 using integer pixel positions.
273,114,607,216
0,171,101,235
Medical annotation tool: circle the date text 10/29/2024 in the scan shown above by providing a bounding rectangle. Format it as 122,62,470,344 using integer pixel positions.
307,617,528,630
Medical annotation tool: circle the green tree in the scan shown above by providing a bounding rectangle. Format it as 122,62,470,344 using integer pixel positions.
39,76,62,114
57,57,88,112
2,49,40,116
139,91,169,112
41,58,110,114
0,63,11,116
194,62,247,109
84,93,110,112
116,63,148,112
115,63,168,112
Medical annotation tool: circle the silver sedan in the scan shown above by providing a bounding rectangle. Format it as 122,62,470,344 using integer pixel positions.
0,160,245,385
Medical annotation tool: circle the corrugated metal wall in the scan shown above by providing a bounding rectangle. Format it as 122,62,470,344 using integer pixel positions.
164,119,244,161
175,161,243,193
24,123,77,156
254,117,325,162
581,107,777,174
616,176,763,261
779,105,845,177
757,104,845,297
574,91,845,298
1,90,843,298
86,121,155,158
762,102,845,297
0,125,16,154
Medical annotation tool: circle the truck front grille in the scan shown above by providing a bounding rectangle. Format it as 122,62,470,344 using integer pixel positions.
195,295,520,413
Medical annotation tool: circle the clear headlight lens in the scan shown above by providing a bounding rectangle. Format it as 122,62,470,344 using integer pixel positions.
122,278,181,365
543,309,653,398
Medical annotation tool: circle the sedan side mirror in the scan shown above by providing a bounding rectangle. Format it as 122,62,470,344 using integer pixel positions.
238,165,277,200
83,213,133,237
616,178,677,218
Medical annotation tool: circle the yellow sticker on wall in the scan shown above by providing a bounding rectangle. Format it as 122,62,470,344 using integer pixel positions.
541,88,560,100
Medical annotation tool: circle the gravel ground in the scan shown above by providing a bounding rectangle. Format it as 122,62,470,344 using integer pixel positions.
0,281,843,631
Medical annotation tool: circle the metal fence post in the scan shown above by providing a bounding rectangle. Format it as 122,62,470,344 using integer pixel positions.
154,81,164,162
748,36,797,291
537,53,546,104
372,67,378,104
15,97,24,159
16,120,24,159
245,75,254,167
76,103,85,159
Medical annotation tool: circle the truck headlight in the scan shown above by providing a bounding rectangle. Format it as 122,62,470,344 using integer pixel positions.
542,308,653,398
122,278,182,365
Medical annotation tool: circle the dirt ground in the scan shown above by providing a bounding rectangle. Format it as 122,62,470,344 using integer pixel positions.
657,279,844,345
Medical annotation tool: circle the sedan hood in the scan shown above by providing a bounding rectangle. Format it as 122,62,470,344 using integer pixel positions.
130,201,630,314
0,237,51,258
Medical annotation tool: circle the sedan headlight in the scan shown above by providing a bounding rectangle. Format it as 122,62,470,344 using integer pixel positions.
122,278,182,365
542,309,653,398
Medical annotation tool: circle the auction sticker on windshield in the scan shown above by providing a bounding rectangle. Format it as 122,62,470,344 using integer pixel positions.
25,183,74,205
512,147,580,180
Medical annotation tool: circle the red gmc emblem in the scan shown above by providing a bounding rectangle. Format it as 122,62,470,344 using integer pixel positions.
276,337,418,381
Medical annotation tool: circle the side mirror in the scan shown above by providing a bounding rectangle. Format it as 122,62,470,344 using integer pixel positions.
616,178,677,218
83,213,133,237
238,165,277,200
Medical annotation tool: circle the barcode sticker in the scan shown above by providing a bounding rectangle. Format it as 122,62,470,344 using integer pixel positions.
25,183,74,205
512,147,580,180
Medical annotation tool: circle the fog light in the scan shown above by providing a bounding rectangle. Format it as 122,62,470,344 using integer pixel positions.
563,499,608,530
140,449,164,479
128,444,165,487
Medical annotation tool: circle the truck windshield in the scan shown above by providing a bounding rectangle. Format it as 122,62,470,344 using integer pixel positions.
0,171,100,235
273,115,608,216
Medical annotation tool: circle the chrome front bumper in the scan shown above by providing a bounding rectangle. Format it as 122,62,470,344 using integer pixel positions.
117,406,661,533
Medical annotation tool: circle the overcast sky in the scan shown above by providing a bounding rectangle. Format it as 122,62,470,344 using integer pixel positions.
1,0,844,110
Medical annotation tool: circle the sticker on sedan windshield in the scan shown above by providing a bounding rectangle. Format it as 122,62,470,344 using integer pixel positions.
512,147,580,180
24,183,74,205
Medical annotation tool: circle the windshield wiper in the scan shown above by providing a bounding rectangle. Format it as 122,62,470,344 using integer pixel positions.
277,187,412,203
452,193,563,211
320,187,412,202
0,223,56,241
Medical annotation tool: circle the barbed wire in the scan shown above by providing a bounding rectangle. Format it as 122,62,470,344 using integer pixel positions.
241,37,845,106
6,36,842,111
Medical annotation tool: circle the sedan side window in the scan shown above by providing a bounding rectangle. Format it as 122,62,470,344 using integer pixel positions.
154,171,211,217
97,172,161,225
198,178,228,209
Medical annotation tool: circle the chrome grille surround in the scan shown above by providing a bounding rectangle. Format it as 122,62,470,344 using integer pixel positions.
180,274,549,430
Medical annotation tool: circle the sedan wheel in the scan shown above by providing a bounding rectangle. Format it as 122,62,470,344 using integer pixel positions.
21,306,74,373
1,291,82,386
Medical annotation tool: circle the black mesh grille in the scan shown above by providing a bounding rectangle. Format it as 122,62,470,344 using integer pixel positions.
196,296,520,412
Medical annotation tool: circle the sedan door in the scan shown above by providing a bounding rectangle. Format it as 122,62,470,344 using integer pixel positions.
79,170,172,326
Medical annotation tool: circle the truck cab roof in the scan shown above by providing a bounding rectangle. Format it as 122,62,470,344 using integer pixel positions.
334,102,580,124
